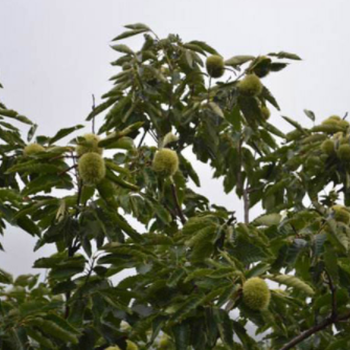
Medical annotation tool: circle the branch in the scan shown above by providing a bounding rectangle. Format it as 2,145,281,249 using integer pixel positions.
280,311,350,350
280,269,345,350
170,183,186,225
137,128,148,148
59,164,77,176
237,138,249,224
243,188,250,224
216,212,236,249
325,269,337,320
65,153,82,319
91,94,96,134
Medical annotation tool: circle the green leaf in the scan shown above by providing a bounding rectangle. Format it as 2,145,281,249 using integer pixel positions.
49,124,84,145
324,245,339,284
261,86,280,111
327,218,349,251
269,62,288,72
112,28,149,41
86,98,118,121
124,23,150,30
226,104,241,131
225,55,254,67
27,123,38,142
26,328,56,349
172,294,205,323
6,161,60,174
188,41,219,55
103,136,135,150
304,109,316,121
0,108,33,125
268,51,302,60
253,213,281,226
27,318,79,344
0,268,13,284
173,322,190,350
167,268,186,288
264,122,286,138
213,308,234,349
111,44,134,54
17,215,40,236
282,115,308,134
108,210,143,242
105,168,139,191
209,102,224,118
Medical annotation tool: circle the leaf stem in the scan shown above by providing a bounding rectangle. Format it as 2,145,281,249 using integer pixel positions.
170,182,186,225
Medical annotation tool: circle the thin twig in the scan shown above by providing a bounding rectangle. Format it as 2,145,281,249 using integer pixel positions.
48,154,77,162
137,128,148,148
65,152,82,318
243,188,250,224
207,77,212,103
59,164,77,176
92,94,96,134
170,183,186,225
237,138,249,224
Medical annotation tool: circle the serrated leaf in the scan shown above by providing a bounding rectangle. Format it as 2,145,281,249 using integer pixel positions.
213,308,234,349
172,294,205,323
0,108,33,125
268,51,302,60
327,218,349,251
225,55,254,67
253,213,281,226
86,98,118,121
173,322,190,350
264,122,286,138
267,274,314,296
49,124,84,145
188,41,219,55
282,115,308,134
112,28,149,42
27,318,79,344
261,86,280,111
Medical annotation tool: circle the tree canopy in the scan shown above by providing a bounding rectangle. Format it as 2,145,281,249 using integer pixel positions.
1,24,350,350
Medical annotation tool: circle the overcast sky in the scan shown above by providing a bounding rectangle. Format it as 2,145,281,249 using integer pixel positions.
1,0,350,277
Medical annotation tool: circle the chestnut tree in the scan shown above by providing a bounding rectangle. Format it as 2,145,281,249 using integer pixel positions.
1,23,350,350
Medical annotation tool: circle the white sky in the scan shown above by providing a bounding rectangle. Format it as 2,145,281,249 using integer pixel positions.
1,0,350,277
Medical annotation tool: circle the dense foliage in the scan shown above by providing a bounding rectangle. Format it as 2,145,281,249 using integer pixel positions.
1,23,350,350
